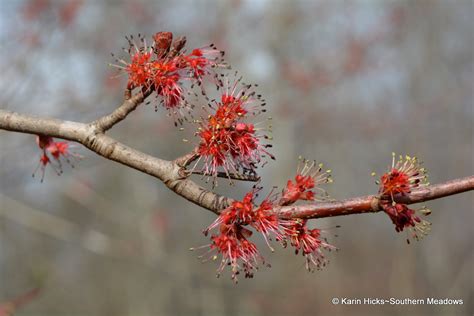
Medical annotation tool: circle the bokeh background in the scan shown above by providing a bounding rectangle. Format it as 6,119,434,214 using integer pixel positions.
0,0,473,315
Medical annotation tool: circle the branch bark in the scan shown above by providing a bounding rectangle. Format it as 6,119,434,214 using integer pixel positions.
0,109,472,220
91,91,149,132
0,109,234,213
278,176,474,219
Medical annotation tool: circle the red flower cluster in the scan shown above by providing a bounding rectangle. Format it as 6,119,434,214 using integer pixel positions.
208,228,262,281
197,189,269,281
112,32,225,115
195,159,335,281
194,78,273,179
382,202,431,243
33,135,81,182
280,158,332,205
280,219,336,272
378,153,428,198
377,153,431,242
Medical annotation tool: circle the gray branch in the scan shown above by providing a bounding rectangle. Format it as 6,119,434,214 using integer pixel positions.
0,108,233,214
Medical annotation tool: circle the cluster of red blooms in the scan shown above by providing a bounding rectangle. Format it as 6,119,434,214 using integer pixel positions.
280,219,335,272
112,32,225,118
280,160,333,205
376,153,431,243
33,135,81,182
25,31,442,283
193,159,335,282
111,33,274,180
193,77,273,179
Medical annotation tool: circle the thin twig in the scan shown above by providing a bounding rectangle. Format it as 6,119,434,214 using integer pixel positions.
174,148,200,167
92,90,151,132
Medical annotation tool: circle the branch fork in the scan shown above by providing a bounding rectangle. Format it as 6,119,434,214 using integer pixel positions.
0,90,472,219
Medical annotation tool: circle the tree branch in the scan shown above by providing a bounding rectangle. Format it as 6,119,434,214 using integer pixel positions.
0,109,472,221
0,109,233,213
174,148,199,167
91,91,150,132
277,175,474,219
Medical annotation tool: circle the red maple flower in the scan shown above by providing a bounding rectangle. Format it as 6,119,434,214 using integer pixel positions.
194,78,272,178
198,219,262,282
33,152,55,182
251,198,283,251
197,173,338,280
280,219,336,272
198,188,281,281
204,191,257,235
378,153,428,198
126,49,153,88
280,158,332,205
34,136,59,181
208,229,262,281
47,141,77,161
382,202,431,243
33,135,81,182
111,32,226,118
183,45,225,82
230,123,259,162
111,34,154,90
197,127,230,175
375,153,431,242
151,60,184,110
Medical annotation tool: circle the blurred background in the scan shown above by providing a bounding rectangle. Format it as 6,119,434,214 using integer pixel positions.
0,0,473,315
